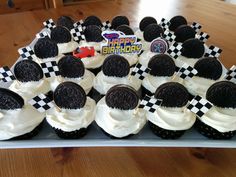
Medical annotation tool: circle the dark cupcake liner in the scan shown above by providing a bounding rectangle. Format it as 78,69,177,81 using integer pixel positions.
88,88,105,103
87,66,102,76
141,85,154,98
53,126,89,139
100,128,134,139
148,121,185,139
194,118,236,140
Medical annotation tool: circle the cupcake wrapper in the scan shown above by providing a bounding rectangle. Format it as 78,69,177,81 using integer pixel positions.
194,118,236,139
148,121,185,139
88,88,105,103
87,66,102,76
53,126,89,139
141,85,154,98
100,128,134,139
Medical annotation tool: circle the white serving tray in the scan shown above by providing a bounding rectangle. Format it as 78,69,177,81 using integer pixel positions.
0,29,234,149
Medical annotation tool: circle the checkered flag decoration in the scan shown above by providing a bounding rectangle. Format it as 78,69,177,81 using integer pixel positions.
130,63,151,80
0,66,16,82
176,63,198,80
40,61,60,78
29,94,54,113
167,42,182,59
197,32,210,43
187,95,213,117
18,46,35,60
139,96,162,113
43,19,56,30
102,21,112,31
204,45,222,58
70,26,86,42
224,65,236,83
162,30,176,42
159,18,170,31
36,31,50,39
191,22,202,33
73,20,86,30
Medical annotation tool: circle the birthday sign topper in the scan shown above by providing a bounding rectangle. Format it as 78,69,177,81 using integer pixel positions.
101,31,142,55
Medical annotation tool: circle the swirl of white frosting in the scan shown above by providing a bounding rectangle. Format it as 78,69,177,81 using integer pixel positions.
33,54,64,65
134,29,144,41
139,50,157,67
79,41,104,51
95,98,146,138
57,40,79,54
146,106,196,131
93,70,142,95
117,53,139,66
142,41,151,51
0,104,45,140
46,97,96,132
175,55,199,68
80,51,105,69
199,106,236,132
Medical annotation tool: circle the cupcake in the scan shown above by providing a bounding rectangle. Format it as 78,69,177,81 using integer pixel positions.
9,60,50,101
146,82,196,139
57,15,75,30
46,82,96,139
142,54,176,97
111,15,130,29
0,88,44,140
92,55,142,101
174,25,196,43
168,15,187,32
95,84,146,138
83,15,102,28
195,81,236,139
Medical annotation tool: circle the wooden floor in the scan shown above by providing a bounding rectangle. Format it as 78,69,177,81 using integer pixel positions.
1,0,236,176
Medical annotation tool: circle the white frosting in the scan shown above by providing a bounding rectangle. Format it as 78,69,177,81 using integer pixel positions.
199,106,236,132
0,104,45,140
146,106,196,131
108,53,138,66
175,55,199,68
139,50,157,67
9,80,50,101
142,75,173,94
142,41,151,51
134,29,144,41
34,54,64,65
57,40,79,54
79,41,103,51
81,51,105,69
46,97,96,132
95,98,146,138
93,71,142,95
46,76,62,91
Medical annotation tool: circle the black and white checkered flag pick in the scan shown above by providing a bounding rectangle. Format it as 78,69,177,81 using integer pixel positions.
70,26,86,42
73,20,86,30
197,32,210,43
102,20,111,31
167,42,182,59
29,94,54,113
36,31,50,39
224,65,236,83
176,63,198,80
162,30,176,42
204,45,222,58
130,63,151,80
191,22,202,33
159,18,170,31
41,61,60,78
43,19,56,30
187,95,213,117
139,96,162,113
0,66,16,82
18,46,35,60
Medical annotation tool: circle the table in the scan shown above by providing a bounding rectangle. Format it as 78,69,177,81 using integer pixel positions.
0,0,236,176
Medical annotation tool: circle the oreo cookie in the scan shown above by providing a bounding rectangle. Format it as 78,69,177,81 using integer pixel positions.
139,16,157,31
58,55,85,78
34,38,58,59
116,25,134,35
148,54,176,77
54,82,86,109
83,15,102,27
206,81,236,108
57,16,74,30
111,16,130,29
105,84,139,110
194,57,222,80
143,24,164,42
0,88,24,110
50,26,72,44
84,25,103,42
181,38,205,58
169,15,187,31
14,60,43,82
155,82,189,107
102,55,130,77
174,25,196,43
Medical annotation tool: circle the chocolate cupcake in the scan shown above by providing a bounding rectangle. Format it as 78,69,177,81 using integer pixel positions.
95,84,146,138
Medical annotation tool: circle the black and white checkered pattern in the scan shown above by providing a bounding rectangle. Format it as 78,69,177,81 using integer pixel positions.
224,65,236,83
204,45,222,58
102,20,111,31
70,26,86,42
73,20,85,29
167,42,182,59
197,32,210,43
43,19,56,30
18,46,35,60
0,66,16,82
176,63,198,80
191,22,202,33
130,63,151,80
162,30,176,42
139,95,162,113
36,31,50,39
159,18,170,31
28,94,54,113
40,61,60,78
187,95,213,117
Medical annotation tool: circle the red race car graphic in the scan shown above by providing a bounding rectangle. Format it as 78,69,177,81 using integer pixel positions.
73,46,95,59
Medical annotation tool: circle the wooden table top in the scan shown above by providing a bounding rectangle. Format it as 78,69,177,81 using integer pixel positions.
0,0,236,176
